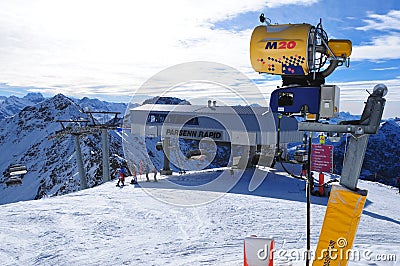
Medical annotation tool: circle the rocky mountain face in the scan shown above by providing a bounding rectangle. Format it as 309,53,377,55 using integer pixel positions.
0,94,124,204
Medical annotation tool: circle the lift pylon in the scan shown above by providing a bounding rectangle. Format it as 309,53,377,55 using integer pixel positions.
54,119,94,190
86,111,121,182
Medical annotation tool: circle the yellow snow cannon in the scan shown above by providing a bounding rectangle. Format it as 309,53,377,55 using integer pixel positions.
250,17,352,83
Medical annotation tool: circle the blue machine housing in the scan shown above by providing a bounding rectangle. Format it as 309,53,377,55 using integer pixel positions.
270,86,321,116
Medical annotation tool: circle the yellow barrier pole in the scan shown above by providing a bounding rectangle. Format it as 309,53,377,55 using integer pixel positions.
313,185,367,266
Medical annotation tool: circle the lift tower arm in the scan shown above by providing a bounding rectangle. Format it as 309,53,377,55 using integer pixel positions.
299,84,387,190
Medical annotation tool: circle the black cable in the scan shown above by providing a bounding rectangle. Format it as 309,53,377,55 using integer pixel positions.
314,178,339,187
279,161,307,181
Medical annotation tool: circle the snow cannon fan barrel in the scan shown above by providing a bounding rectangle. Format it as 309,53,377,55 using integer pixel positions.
250,20,352,80
250,23,311,76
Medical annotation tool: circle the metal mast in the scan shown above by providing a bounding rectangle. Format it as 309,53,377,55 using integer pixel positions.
86,111,120,183
54,119,93,190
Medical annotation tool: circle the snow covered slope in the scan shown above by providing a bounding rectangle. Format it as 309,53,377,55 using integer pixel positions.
0,94,123,204
0,167,398,265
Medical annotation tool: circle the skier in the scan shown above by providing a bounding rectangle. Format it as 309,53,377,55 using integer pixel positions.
145,164,150,182
153,168,158,182
120,167,126,177
116,168,125,187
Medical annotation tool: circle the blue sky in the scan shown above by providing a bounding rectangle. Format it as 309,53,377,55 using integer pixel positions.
0,0,399,117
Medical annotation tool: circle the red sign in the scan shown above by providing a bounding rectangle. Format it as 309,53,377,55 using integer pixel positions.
311,144,333,173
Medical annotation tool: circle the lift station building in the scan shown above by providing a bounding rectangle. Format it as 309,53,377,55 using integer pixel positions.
130,101,303,171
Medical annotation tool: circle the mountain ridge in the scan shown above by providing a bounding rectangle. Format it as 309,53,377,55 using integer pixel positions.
0,92,128,120
0,93,125,205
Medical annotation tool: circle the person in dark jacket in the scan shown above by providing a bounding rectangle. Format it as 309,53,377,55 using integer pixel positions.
153,168,158,182
145,164,150,182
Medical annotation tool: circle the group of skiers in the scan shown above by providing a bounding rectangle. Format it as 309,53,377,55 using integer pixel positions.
116,165,158,187
114,166,400,192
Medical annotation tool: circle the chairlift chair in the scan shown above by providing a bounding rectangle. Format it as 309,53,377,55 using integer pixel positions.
4,163,27,187
5,176,23,186
7,164,28,176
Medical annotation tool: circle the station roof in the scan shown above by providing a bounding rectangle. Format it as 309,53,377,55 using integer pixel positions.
131,104,270,116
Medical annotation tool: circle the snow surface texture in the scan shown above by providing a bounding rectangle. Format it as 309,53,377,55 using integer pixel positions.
0,167,398,266
0,94,399,265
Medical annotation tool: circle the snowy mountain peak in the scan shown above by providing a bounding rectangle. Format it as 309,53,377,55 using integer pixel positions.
0,93,128,121
383,118,400,129
51,93,80,112
74,96,127,116
16,93,84,124
142,96,191,105
22,92,45,103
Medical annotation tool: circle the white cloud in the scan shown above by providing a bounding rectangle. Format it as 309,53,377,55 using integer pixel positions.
332,78,400,100
351,10,400,61
1,1,399,119
351,34,400,61
371,66,398,71
329,78,400,119
0,0,316,99
356,10,400,31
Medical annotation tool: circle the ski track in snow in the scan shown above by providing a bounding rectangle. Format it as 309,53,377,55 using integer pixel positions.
0,167,399,266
